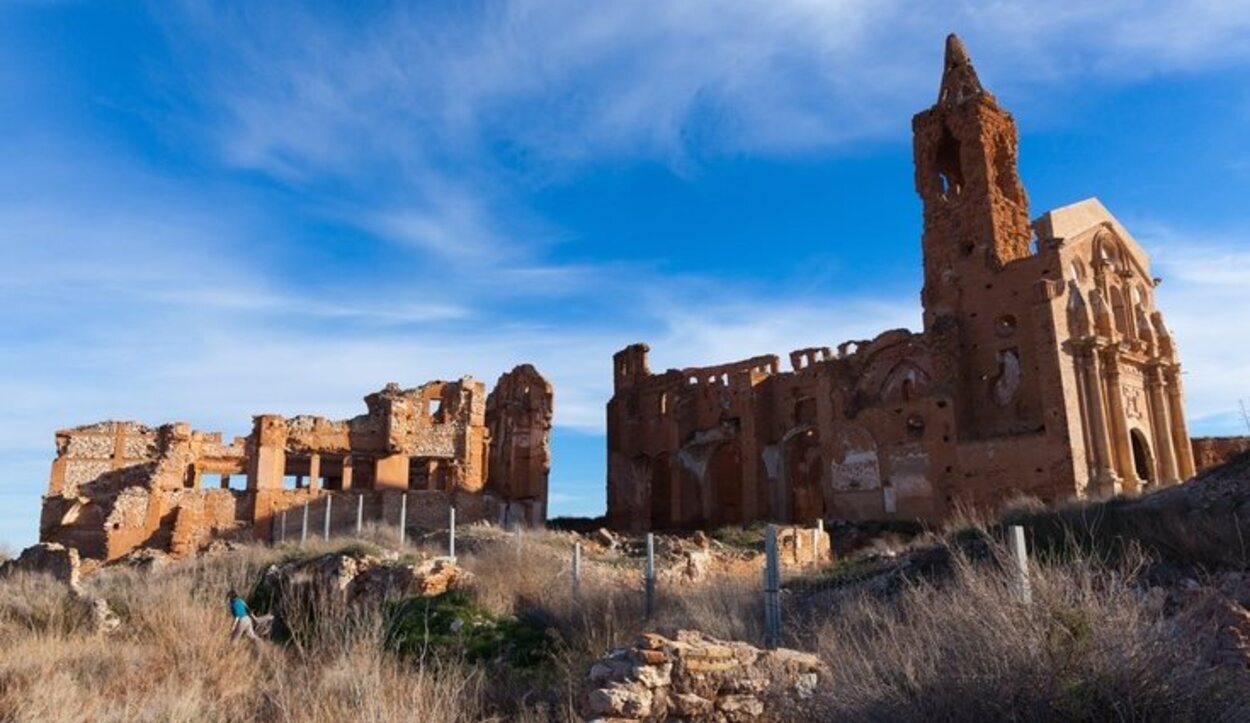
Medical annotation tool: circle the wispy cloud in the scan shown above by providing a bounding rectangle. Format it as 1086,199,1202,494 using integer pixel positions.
168,0,1250,171
144,1,1250,272
4,1,1250,547
1135,222,1250,433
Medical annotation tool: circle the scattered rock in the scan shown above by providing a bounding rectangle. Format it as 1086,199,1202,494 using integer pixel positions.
85,595,121,635
118,547,172,572
593,528,620,550
203,539,245,556
262,551,473,613
581,630,826,721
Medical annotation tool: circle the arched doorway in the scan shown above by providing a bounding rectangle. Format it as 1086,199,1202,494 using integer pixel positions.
1130,429,1155,485
650,454,672,530
709,442,744,526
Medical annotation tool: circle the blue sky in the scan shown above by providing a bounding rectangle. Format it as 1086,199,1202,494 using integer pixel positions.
3,1,1250,549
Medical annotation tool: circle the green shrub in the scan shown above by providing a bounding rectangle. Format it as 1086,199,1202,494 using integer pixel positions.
711,523,769,550
385,591,555,668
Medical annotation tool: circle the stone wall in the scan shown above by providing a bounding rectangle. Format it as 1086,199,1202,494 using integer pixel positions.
39,366,551,562
1192,437,1250,474
486,364,554,526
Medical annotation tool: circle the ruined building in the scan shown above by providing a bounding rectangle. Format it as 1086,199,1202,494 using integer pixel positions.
41,365,552,561
606,36,1197,531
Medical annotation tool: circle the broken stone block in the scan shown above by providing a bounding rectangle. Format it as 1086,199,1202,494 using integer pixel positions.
581,629,826,721
585,683,652,719
0,542,81,592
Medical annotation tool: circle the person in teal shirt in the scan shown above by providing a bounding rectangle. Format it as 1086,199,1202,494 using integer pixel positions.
227,589,260,644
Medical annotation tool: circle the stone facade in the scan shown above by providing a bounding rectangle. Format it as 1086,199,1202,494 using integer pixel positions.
40,366,553,561
606,35,1198,531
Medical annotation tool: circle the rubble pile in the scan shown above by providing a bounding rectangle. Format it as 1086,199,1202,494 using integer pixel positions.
262,550,471,609
582,629,825,722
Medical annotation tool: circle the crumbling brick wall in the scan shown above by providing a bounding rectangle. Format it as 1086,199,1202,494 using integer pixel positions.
1192,437,1250,474
39,367,552,562
486,364,554,526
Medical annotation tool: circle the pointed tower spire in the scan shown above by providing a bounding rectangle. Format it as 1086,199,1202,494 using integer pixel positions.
938,33,991,105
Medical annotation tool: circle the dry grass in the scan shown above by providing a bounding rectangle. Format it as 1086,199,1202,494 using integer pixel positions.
0,543,511,722
3,518,1249,721
795,540,1250,722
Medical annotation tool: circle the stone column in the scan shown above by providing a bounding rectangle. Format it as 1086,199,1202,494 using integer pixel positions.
341,456,354,490
1145,366,1180,485
249,415,287,490
1101,352,1139,492
1078,343,1119,495
1165,368,1197,480
308,453,322,492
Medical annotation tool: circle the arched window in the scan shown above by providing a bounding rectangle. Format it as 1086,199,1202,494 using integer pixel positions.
935,125,964,199
1109,286,1129,335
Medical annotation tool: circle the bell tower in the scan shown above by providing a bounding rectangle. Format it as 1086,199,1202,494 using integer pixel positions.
913,34,1032,328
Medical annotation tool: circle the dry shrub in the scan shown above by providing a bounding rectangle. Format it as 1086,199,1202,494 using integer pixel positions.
0,544,505,722
800,541,1250,722
8,525,1247,722
0,572,93,637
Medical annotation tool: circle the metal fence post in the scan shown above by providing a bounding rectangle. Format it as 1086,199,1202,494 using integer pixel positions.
449,507,457,561
764,524,781,648
323,495,333,541
572,542,582,602
1009,524,1032,604
645,532,656,620
399,494,407,547
355,494,363,537
279,509,287,544
300,503,309,546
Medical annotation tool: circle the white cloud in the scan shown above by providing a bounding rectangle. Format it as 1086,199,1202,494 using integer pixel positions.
141,1,1250,274
1135,224,1250,433
4,0,1250,548
166,0,1250,175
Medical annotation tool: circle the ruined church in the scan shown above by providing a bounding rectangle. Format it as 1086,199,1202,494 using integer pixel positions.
606,35,1196,531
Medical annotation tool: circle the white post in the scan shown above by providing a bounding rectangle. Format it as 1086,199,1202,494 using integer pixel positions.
300,503,309,546
448,507,457,561
816,518,825,564
279,509,287,544
355,494,364,537
644,533,656,620
572,542,582,602
764,524,781,648
323,495,332,541
1009,525,1032,605
398,494,408,547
